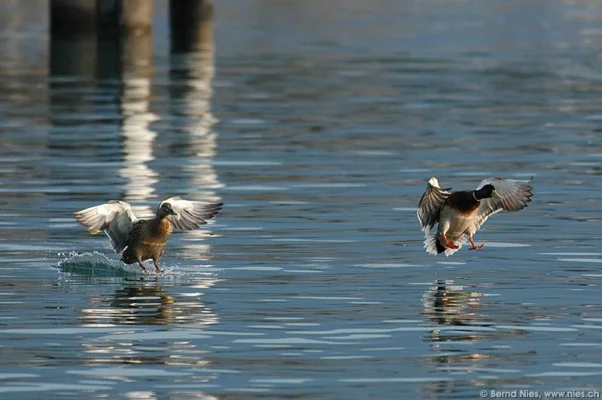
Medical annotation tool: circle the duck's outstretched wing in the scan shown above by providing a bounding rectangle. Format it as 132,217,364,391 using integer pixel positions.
417,177,451,234
471,177,533,232
161,197,223,230
74,200,138,253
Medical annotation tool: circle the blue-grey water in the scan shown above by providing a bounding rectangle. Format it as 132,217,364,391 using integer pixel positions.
2,0,602,399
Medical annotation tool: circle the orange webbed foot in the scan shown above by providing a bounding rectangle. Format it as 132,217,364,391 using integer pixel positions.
441,233,459,249
468,237,485,251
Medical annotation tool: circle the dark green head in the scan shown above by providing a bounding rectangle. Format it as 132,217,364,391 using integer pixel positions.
157,202,177,217
474,184,501,201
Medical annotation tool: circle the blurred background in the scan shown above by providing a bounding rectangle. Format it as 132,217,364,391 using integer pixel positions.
2,1,602,399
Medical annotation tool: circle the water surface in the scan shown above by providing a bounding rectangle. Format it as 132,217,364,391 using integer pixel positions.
2,0,602,399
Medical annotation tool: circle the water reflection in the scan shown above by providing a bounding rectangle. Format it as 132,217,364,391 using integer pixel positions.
422,280,486,330
167,17,219,190
78,279,218,371
421,279,492,362
80,279,218,327
14,0,602,397
116,29,158,217
420,280,489,397
124,391,218,400
165,15,222,256
98,280,174,325
167,48,220,196
119,76,159,210
69,17,224,378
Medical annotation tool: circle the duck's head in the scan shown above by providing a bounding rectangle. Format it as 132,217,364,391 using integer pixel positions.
474,184,501,200
157,202,177,217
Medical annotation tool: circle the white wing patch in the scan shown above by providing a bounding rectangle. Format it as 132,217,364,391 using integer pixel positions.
161,197,223,231
471,177,533,233
74,200,138,253
417,177,451,235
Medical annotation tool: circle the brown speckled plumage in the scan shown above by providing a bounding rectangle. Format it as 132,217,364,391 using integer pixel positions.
121,218,174,272
75,197,223,273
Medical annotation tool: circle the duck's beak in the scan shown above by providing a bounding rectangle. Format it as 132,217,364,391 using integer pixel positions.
162,204,177,215
491,189,502,198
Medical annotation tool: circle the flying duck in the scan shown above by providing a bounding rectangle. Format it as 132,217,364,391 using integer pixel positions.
417,177,533,256
75,197,223,273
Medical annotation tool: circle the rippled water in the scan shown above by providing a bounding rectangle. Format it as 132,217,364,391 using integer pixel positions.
3,0,602,399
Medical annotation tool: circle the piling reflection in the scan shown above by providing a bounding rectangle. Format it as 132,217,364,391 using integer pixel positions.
167,48,219,193
168,14,219,186
50,34,97,78
167,13,222,257
119,76,159,209
116,29,158,218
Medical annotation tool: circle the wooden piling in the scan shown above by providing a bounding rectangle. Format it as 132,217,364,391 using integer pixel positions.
50,0,98,76
51,0,153,36
50,0,97,36
169,0,214,53
96,0,154,78
50,0,153,77
98,0,154,36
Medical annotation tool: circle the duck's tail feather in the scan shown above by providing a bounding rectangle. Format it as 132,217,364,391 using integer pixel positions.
423,231,444,255
435,238,446,254
423,232,467,256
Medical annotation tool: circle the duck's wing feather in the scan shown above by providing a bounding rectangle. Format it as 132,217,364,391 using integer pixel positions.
74,200,138,253
417,177,451,234
471,177,533,232
161,197,223,231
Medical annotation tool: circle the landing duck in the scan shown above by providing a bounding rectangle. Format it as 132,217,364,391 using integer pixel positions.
75,197,223,273
417,177,533,256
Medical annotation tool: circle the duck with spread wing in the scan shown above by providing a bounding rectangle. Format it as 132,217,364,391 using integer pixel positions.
75,197,223,273
417,177,533,256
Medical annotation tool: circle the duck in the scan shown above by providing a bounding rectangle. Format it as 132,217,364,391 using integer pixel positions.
417,177,533,256
74,197,223,273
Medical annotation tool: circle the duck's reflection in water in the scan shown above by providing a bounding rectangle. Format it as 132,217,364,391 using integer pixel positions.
108,280,175,325
80,279,218,368
420,280,492,397
422,279,486,330
80,279,218,327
